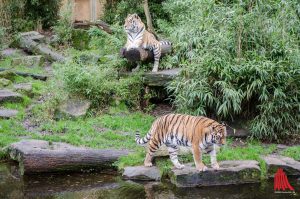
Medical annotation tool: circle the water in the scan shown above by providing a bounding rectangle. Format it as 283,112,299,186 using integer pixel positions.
0,161,299,199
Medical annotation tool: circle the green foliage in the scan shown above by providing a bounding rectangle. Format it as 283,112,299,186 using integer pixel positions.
2,0,60,32
52,1,74,46
0,27,8,50
281,146,300,161
163,0,300,140
103,0,169,29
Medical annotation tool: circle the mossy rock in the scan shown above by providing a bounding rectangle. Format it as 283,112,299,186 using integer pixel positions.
170,160,261,187
0,71,17,81
71,29,90,50
0,78,12,88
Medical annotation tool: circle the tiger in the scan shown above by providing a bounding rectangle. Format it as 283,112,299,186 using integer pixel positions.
124,13,171,72
135,113,227,171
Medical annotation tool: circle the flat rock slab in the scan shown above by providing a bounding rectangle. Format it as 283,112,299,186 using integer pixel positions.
1,48,27,58
0,109,18,118
6,139,130,175
58,99,91,118
143,68,181,87
122,166,161,181
262,155,300,177
13,83,33,94
170,160,260,187
12,55,44,67
0,89,23,103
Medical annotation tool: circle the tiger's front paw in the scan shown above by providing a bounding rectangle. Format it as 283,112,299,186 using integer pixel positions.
175,164,185,170
152,68,158,73
144,162,153,167
212,163,220,170
196,164,208,172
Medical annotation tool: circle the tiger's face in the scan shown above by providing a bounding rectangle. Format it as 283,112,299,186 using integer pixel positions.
124,13,144,33
211,124,227,146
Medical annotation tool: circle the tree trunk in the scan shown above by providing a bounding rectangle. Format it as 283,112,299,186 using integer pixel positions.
143,0,155,33
6,140,130,175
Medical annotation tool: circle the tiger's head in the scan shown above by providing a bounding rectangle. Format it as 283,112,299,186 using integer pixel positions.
211,123,227,146
124,13,145,33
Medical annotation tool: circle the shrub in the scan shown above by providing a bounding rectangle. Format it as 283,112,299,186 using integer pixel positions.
55,25,142,109
162,0,300,140
52,0,74,46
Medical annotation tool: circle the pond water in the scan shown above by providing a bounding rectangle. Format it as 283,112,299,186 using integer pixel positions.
0,161,299,199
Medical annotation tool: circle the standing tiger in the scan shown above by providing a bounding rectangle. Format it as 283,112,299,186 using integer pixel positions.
135,114,227,171
124,13,171,72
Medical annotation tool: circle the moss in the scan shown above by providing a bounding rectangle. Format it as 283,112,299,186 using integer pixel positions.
71,29,90,50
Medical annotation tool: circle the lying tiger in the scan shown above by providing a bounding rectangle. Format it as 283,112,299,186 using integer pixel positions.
124,13,171,72
135,114,227,171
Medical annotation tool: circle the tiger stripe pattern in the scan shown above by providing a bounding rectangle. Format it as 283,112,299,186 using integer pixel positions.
124,13,171,72
135,113,227,171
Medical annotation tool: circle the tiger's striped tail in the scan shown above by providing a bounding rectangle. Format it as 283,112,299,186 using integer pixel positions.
135,131,152,145
159,40,172,46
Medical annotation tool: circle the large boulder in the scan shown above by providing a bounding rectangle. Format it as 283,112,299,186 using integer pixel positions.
262,155,300,177
0,89,23,103
122,166,161,181
170,160,261,187
57,98,91,119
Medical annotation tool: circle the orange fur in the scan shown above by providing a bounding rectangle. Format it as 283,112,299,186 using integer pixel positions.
135,114,227,171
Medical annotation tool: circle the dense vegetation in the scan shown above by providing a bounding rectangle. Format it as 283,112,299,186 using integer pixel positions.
157,0,300,140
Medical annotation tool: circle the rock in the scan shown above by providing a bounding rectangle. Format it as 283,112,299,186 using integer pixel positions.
57,98,91,118
0,89,23,103
12,55,44,67
0,69,48,81
170,160,260,187
13,83,32,96
277,144,288,150
0,78,11,88
262,155,300,177
0,109,18,118
1,48,27,58
122,166,161,181
153,145,191,157
20,31,45,42
0,71,17,81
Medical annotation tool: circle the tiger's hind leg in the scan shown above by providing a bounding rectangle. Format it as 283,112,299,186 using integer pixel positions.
152,44,161,72
167,144,185,169
144,139,160,167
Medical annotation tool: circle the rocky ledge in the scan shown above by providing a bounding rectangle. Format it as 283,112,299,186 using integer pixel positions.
122,166,161,181
262,155,300,177
170,160,260,187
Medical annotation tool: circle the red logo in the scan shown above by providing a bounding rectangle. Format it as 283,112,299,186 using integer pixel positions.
274,168,294,193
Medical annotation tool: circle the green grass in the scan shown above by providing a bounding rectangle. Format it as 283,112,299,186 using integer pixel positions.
280,146,300,161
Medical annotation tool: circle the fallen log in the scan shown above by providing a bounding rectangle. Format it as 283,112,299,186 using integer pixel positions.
120,44,172,62
74,20,112,34
6,140,130,175
18,31,66,63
